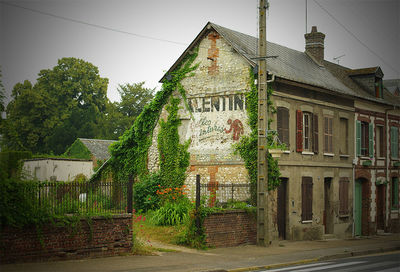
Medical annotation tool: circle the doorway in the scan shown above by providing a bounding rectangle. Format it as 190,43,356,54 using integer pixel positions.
277,178,288,240
355,178,369,236
376,184,385,230
324,178,333,234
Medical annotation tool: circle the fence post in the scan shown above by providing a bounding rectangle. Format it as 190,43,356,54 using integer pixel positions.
195,174,201,233
127,175,133,214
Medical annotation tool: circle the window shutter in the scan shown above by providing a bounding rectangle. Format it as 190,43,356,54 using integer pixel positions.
296,110,303,152
313,115,319,153
356,121,361,156
329,118,333,153
277,108,283,143
283,109,289,147
369,123,374,158
393,177,399,208
391,127,399,159
339,179,349,215
302,177,313,221
277,107,289,147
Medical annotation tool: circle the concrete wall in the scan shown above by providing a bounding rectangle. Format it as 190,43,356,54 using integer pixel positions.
270,83,355,240
23,158,94,182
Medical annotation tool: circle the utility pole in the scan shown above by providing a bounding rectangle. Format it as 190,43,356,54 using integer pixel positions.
257,0,270,246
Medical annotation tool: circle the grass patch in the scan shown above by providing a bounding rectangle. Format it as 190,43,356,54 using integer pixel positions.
139,213,186,245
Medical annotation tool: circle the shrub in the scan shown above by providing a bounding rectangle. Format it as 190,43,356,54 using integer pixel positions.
0,178,50,228
151,200,191,226
133,173,163,212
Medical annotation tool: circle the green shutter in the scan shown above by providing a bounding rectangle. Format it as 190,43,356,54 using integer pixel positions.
356,121,361,156
391,127,399,159
369,123,374,158
393,177,399,209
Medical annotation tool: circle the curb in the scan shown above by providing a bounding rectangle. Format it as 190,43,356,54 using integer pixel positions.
224,246,400,272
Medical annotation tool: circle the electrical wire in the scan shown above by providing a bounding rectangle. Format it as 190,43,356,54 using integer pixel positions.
313,0,399,75
1,1,188,46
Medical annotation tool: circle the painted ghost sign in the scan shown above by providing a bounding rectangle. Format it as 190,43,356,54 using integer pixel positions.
186,93,248,150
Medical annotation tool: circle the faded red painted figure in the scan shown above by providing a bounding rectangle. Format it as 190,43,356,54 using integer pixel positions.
225,119,244,141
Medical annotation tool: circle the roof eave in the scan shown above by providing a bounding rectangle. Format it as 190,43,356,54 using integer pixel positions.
159,22,212,83
159,22,257,83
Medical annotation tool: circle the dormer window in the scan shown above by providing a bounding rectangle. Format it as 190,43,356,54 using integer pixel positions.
375,77,383,98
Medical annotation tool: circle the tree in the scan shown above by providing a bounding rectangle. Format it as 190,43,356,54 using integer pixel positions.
117,82,155,119
99,82,155,140
2,80,57,153
0,67,5,113
2,58,109,154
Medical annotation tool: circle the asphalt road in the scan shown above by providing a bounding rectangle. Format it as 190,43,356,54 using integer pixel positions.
259,251,400,272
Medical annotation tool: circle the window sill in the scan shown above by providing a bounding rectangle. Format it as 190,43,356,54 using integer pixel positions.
283,150,291,154
338,214,349,218
340,154,350,158
301,151,314,156
377,157,385,160
301,220,313,224
323,153,334,157
360,156,372,160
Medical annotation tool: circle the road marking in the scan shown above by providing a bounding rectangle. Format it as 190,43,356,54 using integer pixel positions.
262,262,331,271
263,261,366,271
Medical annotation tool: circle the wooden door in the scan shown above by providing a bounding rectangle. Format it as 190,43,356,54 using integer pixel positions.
376,184,385,230
355,179,362,236
324,178,333,234
277,178,287,240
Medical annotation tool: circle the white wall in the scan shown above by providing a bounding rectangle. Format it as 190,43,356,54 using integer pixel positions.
22,158,93,182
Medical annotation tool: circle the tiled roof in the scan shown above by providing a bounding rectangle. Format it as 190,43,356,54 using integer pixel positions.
161,22,400,107
384,79,400,95
211,23,357,97
78,138,116,161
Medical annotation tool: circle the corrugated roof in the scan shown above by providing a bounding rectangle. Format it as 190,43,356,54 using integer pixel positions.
161,22,400,107
78,138,116,161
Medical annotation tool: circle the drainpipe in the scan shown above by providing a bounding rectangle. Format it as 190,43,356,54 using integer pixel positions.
352,116,357,237
266,73,275,83
385,105,397,229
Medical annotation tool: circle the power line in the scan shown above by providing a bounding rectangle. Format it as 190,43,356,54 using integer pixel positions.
313,0,399,75
1,1,188,46
1,1,245,55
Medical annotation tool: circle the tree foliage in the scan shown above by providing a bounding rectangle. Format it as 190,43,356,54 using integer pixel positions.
0,67,5,113
2,57,109,154
99,83,154,140
109,47,199,182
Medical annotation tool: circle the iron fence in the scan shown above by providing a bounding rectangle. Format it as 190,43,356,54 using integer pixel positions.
25,181,131,215
199,182,252,206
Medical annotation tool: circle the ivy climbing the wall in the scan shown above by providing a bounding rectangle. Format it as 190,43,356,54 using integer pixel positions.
109,47,198,193
158,97,190,189
234,69,282,205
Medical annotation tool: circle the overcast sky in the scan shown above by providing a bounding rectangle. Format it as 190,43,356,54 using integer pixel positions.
1,0,399,105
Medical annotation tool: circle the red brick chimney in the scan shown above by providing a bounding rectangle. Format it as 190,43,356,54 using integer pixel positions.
305,26,325,64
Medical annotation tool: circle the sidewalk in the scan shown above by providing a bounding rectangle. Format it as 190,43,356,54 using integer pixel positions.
2,234,400,272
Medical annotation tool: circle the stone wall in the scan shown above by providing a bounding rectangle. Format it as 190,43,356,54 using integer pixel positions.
0,215,132,264
203,210,256,247
147,29,252,196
